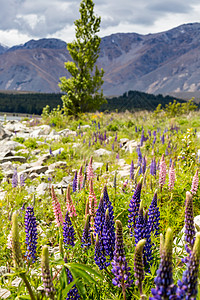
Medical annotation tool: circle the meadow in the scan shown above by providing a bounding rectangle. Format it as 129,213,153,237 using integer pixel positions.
1,102,200,299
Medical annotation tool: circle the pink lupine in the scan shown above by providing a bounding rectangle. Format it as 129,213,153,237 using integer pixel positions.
66,185,77,217
51,186,64,227
7,229,12,250
159,154,167,189
191,169,199,195
87,156,94,181
168,162,175,190
77,165,83,191
89,179,97,216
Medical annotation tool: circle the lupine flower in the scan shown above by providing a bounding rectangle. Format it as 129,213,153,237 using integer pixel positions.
112,143,114,151
77,166,83,191
150,158,156,176
64,256,80,299
116,153,119,160
142,155,147,174
177,232,200,300
115,132,117,142
130,160,134,180
63,211,75,248
87,156,94,181
81,215,91,249
11,212,23,268
102,185,115,228
25,206,38,263
94,234,107,270
148,191,160,236
49,147,53,156
191,169,199,195
66,185,77,218
134,239,146,298
128,180,142,232
72,170,77,192
150,228,177,300
161,134,165,144
51,185,64,227
140,130,145,146
41,245,55,299
94,197,105,236
168,161,175,190
12,168,18,188
165,148,169,156
159,154,167,189
102,208,115,262
7,229,12,250
20,174,25,187
184,191,195,250
111,220,133,292
136,147,142,165
134,201,152,267
89,179,97,216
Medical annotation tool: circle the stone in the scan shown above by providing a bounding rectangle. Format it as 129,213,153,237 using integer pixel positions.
0,156,26,163
52,148,64,156
93,162,104,171
58,128,77,137
21,165,48,175
78,125,90,129
48,161,67,171
122,140,138,153
36,182,49,195
0,140,24,152
0,288,11,299
0,125,10,140
94,148,112,156
120,138,129,145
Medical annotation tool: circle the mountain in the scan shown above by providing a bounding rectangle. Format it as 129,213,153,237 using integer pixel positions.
1,23,200,95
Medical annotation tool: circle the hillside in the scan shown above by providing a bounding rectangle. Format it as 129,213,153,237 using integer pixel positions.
1,23,200,96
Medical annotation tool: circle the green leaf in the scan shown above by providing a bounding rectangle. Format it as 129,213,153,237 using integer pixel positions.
62,278,79,298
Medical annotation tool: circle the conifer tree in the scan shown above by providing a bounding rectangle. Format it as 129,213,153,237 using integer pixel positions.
59,0,105,115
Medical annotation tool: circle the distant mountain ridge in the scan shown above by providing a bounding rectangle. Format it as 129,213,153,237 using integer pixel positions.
1,23,200,96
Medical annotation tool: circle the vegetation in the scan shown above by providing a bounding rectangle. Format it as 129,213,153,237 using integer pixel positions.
1,108,200,298
58,0,105,115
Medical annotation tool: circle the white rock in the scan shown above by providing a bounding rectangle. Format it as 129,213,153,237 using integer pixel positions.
36,182,49,195
94,148,112,156
0,288,11,299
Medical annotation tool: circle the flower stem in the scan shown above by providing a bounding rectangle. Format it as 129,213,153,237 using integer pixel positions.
20,272,36,300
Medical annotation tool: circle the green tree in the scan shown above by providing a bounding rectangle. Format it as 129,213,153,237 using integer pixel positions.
59,0,106,115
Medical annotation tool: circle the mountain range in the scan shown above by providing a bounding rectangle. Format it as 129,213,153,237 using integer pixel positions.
1,22,200,96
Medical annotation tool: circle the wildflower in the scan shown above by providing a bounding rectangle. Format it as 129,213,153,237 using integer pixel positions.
25,206,38,263
159,154,166,189
115,132,117,142
168,161,175,190
190,169,199,195
184,191,195,250
142,155,146,174
161,134,165,144
41,245,55,299
177,232,200,300
12,168,18,188
102,208,115,262
102,185,115,229
51,185,64,227
150,157,156,176
150,228,177,299
64,256,80,299
94,197,105,236
89,179,97,216
63,211,75,248
66,185,77,218
87,156,94,181
111,220,133,294
94,233,107,270
11,212,23,268
20,174,25,187
130,160,134,180
148,191,160,236
134,239,146,298
128,180,142,232
134,201,152,267
7,229,12,250
77,166,83,191
72,170,77,192
81,215,91,249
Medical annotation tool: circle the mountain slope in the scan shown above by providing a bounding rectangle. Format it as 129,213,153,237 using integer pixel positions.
1,23,200,95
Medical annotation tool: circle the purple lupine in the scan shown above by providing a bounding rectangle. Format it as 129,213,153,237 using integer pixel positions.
64,256,80,300
81,215,91,249
20,174,25,187
128,180,142,233
98,122,100,129
141,155,147,174
111,220,133,296
102,185,115,226
140,130,145,146
115,132,117,142
135,126,138,132
25,206,38,263
134,239,146,298
12,168,18,188
161,134,165,144
168,161,175,190
150,228,177,300
134,201,152,267
102,208,115,262
94,233,107,270
136,147,142,165
191,169,199,195
184,192,195,250
72,170,77,192
63,211,75,248
159,154,166,190
94,197,105,236
130,160,134,180
150,158,156,176
147,191,160,236
177,232,200,300
112,142,114,151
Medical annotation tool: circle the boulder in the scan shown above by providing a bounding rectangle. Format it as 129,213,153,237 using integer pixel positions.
0,156,26,163
94,148,112,157
0,140,24,152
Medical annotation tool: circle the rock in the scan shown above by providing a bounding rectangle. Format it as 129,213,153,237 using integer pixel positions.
36,182,49,195
21,165,48,176
31,154,51,166
78,125,90,129
0,288,11,299
52,148,64,156
0,125,10,140
30,125,51,137
55,176,72,189
48,161,67,171
93,162,104,171
58,128,77,137
0,162,15,173
94,148,112,156
120,138,129,145
0,156,26,163
12,277,22,287
122,140,138,153
0,140,23,152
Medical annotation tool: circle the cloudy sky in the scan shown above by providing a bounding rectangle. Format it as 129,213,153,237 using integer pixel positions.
1,0,200,47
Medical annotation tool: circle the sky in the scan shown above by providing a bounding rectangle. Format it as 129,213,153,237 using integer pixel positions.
0,0,200,47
